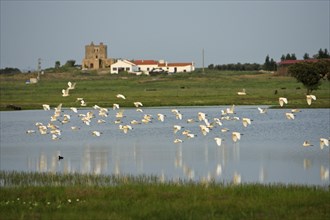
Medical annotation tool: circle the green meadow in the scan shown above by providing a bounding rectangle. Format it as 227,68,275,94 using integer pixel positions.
0,171,329,220
1,69,329,110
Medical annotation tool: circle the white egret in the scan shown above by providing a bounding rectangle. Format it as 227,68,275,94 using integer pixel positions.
173,125,183,133
198,112,207,121
26,130,36,134
214,137,223,146
62,88,69,97
320,138,329,149
97,119,106,124
42,104,50,111
242,118,252,127
291,109,301,113
233,172,241,185
306,95,316,106
232,132,242,142
133,102,143,108
70,107,78,113
51,134,60,141
285,112,295,120
221,128,230,133
237,88,246,95
92,131,102,137
174,139,183,144
157,113,166,122
257,107,267,114
80,99,87,107
113,103,120,110
67,81,76,90
119,125,133,134
199,124,210,136
303,141,313,147
279,97,288,107
116,94,126,99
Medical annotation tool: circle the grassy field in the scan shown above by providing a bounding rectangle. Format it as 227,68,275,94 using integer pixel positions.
1,69,329,110
0,171,329,219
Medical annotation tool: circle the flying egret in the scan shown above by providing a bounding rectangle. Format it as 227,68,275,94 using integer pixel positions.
174,139,183,144
26,130,36,134
242,118,252,127
214,137,223,146
303,141,313,147
221,128,230,133
285,112,295,120
62,88,69,97
320,138,329,149
113,103,120,110
157,113,166,122
198,112,207,121
173,125,183,133
80,99,87,107
70,107,78,113
51,134,60,141
232,132,242,143
237,88,246,95
279,97,288,107
257,107,267,114
306,95,316,105
133,102,143,108
116,94,126,99
92,131,102,137
119,125,133,134
291,109,301,113
42,104,50,111
67,81,76,90
199,124,210,136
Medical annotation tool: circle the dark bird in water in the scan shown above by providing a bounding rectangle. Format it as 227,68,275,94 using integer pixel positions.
58,155,64,160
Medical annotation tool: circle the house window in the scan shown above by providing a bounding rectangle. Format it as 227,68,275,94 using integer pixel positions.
126,67,130,71
147,68,150,71
113,68,117,71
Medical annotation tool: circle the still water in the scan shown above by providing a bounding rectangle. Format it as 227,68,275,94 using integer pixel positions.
0,106,329,185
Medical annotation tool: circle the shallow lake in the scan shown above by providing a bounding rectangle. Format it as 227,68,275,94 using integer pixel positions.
1,106,329,186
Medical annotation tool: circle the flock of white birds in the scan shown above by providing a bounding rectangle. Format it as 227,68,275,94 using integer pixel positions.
25,81,329,182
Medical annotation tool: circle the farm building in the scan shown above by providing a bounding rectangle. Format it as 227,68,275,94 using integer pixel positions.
277,59,330,76
110,59,195,74
110,59,139,74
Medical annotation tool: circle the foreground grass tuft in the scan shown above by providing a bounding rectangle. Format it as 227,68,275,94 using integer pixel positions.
0,171,329,219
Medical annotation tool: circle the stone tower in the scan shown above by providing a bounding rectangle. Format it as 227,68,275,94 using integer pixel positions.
82,42,113,69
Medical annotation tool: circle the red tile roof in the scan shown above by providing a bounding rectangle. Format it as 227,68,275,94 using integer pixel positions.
133,60,158,65
278,59,329,65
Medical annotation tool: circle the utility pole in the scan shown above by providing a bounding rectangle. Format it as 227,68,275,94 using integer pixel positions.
202,48,205,74
37,58,41,81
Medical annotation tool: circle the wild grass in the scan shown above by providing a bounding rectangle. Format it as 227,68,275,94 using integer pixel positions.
0,171,329,219
1,69,329,110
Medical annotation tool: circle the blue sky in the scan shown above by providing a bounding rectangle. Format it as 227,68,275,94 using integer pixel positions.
1,0,329,71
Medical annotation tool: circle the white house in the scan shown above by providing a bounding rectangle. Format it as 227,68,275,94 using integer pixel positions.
133,60,195,73
133,60,159,73
158,62,195,73
110,59,138,74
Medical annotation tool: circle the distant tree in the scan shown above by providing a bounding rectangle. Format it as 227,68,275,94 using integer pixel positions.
0,67,21,74
315,48,330,59
291,53,297,60
288,60,330,94
55,61,61,69
280,55,286,61
208,64,214,69
303,53,310,60
64,60,76,67
263,55,276,71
